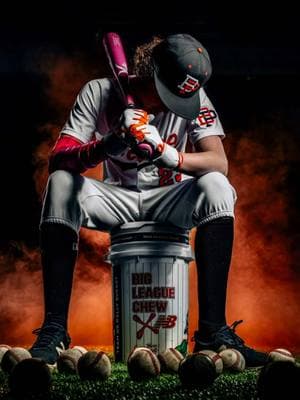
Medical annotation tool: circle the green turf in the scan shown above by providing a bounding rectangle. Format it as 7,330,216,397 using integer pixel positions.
0,362,262,400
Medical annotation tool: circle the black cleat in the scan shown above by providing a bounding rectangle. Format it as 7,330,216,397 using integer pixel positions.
29,322,71,365
193,320,268,368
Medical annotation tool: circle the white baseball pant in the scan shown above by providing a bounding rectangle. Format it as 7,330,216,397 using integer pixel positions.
40,170,237,232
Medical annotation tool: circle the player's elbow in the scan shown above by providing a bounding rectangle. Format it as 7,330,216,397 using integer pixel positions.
211,153,228,176
220,157,229,176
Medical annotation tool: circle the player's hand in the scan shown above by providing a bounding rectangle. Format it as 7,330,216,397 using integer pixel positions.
133,123,183,170
120,108,150,146
119,108,156,159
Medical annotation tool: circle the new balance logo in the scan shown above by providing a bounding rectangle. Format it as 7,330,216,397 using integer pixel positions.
153,315,177,329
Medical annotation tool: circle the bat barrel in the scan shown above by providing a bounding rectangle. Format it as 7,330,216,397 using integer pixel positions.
103,32,129,76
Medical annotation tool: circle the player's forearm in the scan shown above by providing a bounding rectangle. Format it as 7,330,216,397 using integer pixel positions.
49,135,109,174
178,151,228,176
49,133,128,174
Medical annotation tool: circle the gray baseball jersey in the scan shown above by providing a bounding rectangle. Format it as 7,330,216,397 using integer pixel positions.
60,78,224,190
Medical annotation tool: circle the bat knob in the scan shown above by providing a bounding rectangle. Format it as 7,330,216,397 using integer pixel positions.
137,143,154,158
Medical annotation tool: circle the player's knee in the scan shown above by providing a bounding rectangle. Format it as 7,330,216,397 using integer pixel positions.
48,169,78,189
46,170,82,203
41,170,84,230
196,172,237,211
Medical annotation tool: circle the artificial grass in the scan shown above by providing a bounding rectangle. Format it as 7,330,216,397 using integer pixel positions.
0,362,261,400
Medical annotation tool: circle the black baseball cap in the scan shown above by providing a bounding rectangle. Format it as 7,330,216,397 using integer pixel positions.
152,34,212,120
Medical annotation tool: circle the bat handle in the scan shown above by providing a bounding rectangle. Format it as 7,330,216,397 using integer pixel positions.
125,94,135,108
123,97,154,158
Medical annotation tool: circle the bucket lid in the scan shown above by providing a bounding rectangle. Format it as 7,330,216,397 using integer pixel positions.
110,222,190,245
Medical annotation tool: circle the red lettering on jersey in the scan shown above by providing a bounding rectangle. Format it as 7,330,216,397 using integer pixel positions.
159,168,174,186
166,133,178,146
126,149,137,161
126,149,144,162
175,173,182,182
158,168,182,186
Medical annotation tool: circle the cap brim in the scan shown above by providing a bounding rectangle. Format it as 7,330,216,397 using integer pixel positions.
154,71,200,120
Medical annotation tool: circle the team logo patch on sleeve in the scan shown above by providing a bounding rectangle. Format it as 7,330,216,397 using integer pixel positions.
197,107,217,127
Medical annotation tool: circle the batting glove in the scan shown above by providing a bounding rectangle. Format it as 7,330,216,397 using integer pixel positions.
133,123,183,170
120,108,150,145
118,108,158,158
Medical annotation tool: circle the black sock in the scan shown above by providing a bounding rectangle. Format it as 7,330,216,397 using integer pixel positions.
40,223,78,330
195,217,234,339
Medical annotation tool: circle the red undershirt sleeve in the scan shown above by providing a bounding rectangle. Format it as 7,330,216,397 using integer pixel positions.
49,134,107,174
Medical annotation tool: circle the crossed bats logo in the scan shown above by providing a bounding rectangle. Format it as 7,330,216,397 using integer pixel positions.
133,313,177,339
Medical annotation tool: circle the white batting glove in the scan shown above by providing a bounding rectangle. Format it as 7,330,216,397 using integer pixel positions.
134,124,183,170
120,108,149,144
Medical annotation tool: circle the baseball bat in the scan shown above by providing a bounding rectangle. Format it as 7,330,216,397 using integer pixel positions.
102,32,153,157
102,32,135,107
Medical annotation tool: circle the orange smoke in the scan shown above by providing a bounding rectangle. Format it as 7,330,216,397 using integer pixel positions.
225,129,300,353
0,52,111,348
0,243,43,345
189,126,300,354
70,228,112,345
0,52,299,354
32,52,112,346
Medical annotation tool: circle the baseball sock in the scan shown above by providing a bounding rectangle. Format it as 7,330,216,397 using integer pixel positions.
40,223,78,330
195,216,234,340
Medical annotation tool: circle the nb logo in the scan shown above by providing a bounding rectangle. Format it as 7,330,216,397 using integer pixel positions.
153,315,177,329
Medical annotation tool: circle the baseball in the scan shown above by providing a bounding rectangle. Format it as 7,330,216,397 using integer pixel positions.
77,351,111,381
257,360,300,400
219,349,246,372
1,347,32,374
158,348,184,373
71,346,88,356
9,358,52,396
127,347,160,381
197,350,223,375
0,345,11,366
57,348,83,374
178,353,217,387
268,348,295,363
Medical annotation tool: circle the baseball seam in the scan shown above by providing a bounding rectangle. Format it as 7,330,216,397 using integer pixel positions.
143,348,160,375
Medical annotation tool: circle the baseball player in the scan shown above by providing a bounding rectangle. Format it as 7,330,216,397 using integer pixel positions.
29,34,268,367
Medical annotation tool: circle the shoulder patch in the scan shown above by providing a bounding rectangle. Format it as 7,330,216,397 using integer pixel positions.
196,107,217,127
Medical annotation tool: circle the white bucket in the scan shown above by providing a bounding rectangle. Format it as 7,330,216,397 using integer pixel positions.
109,222,193,362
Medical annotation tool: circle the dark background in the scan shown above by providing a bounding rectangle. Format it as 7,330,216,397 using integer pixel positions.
1,3,299,242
